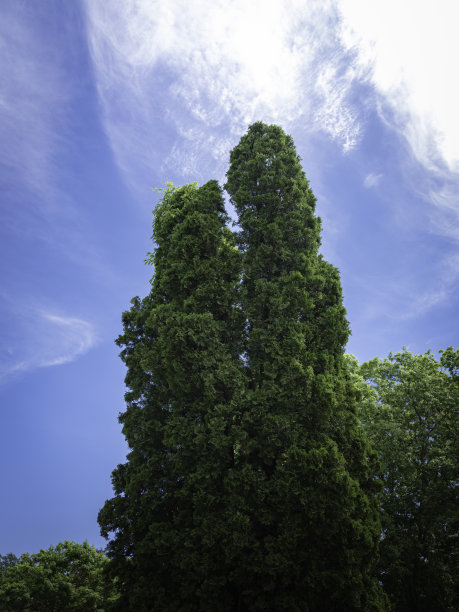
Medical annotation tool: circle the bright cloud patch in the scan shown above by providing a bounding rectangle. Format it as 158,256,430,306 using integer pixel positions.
84,0,360,196
338,0,459,174
85,1,459,189
84,0,459,256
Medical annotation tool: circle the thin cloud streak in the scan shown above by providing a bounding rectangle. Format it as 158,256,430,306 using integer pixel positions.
429,184,459,242
1,305,96,384
0,4,70,214
0,4,118,380
0,3,112,279
363,173,383,188
38,313,96,367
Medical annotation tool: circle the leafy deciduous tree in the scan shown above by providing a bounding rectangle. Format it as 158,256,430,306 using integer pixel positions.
0,541,117,611
355,348,459,611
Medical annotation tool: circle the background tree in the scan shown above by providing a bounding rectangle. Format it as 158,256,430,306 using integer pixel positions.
98,182,245,610
0,554,19,574
356,348,459,611
0,541,117,611
224,122,386,610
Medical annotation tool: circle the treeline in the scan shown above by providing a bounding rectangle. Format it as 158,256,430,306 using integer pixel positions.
0,541,118,611
350,347,459,610
1,350,457,611
2,123,457,611
0,356,459,612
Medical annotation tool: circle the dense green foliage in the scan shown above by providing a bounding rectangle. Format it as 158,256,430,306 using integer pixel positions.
223,123,385,609
0,541,117,611
98,181,246,610
3,126,457,609
352,348,459,611
99,124,387,610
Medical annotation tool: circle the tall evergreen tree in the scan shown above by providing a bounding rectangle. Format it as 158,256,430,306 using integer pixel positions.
224,122,386,610
100,126,387,610
98,181,245,610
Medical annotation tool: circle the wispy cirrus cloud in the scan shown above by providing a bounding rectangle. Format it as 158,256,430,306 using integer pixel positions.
0,4,110,383
84,1,459,212
0,4,70,215
427,182,459,242
338,0,459,175
337,0,459,246
336,0,459,321
363,173,383,189
84,0,360,198
83,0,459,326
0,3,109,274
1,303,96,384
37,313,96,367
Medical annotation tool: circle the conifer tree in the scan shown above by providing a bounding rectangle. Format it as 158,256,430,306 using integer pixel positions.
100,126,387,610
98,181,245,610
224,122,386,610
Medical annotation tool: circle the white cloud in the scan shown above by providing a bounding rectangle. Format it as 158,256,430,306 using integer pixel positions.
336,0,459,319
0,304,96,383
84,0,459,323
84,0,459,188
84,0,361,199
428,183,459,241
0,2,118,374
38,313,96,367
354,275,448,325
337,0,459,174
363,173,383,188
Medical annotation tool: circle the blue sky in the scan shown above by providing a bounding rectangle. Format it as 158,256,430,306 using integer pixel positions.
1,0,458,555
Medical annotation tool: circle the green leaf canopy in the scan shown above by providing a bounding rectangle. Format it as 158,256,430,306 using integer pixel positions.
359,348,459,611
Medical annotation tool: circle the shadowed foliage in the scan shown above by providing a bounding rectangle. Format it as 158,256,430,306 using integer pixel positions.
355,348,459,612
98,125,387,610
0,541,117,611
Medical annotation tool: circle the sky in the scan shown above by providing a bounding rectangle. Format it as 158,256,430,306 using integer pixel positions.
1,0,458,555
